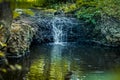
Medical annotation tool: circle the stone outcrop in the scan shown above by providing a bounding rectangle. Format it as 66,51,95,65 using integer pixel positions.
31,16,85,43
87,15,120,47
7,21,35,56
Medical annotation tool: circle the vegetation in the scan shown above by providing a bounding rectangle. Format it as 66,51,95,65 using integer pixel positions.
13,9,35,18
76,0,120,24
9,0,119,24
0,0,119,20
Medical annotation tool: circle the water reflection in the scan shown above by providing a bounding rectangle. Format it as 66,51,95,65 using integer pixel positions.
26,43,120,80
50,45,65,80
0,43,120,80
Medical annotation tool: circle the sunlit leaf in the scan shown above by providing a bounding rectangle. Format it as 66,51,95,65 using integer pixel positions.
9,65,16,71
0,24,3,30
0,51,5,57
1,68,7,73
0,41,7,47
23,9,35,16
15,64,22,70
13,11,20,19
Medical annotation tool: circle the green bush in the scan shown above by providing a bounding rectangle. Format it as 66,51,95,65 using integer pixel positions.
76,0,120,24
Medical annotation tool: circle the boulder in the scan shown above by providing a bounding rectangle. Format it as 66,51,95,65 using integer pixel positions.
7,21,35,56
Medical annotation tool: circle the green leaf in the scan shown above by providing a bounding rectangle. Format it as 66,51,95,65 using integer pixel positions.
91,19,96,24
0,41,7,47
0,51,5,57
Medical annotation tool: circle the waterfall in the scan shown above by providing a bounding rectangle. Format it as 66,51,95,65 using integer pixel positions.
52,17,72,44
34,16,81,44
52,17,63,44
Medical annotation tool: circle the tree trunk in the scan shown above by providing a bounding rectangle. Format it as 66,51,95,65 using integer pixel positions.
0,1,13,50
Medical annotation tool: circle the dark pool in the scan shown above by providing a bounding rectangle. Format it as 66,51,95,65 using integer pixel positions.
0,43,120,80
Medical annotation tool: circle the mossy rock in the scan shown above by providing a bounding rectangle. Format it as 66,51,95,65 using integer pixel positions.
0,23,8,50
13,9,35,19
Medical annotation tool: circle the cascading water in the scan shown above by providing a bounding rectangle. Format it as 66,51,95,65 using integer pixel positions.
52,17,63,44
33,15,82,44
51,17,72,44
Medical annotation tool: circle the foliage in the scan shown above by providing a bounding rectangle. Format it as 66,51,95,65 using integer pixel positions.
76,0,120,24
0,41,7,47
76,7,100,24
0,68,7,73
97,0,120,19
23,9,35,16
13,11,20,19
76,0,99,24
48,3,77,13
0,23,3,30
9,64,22,71
0,51,5,57
43,9,57,13
59,3,77,13
13,9,34,19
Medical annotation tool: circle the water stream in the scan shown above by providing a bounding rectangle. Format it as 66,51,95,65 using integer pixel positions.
52,17,71,44
52,17,63,44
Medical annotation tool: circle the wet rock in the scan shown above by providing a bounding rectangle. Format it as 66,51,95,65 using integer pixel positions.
94,15,120,46
31,15,85,44
0,23,8,50
7,22,35,56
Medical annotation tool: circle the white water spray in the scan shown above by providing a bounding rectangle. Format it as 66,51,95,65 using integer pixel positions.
52,17,71,44
52,17,63,44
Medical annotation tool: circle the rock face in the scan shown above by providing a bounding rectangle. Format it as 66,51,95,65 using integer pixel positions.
86,15,120,47
26,9,85,44
31,13,85,43
0,23,8,49
7,21,35,56
98,16,120,46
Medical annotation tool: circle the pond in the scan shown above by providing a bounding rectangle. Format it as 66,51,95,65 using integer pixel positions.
0,42,120,80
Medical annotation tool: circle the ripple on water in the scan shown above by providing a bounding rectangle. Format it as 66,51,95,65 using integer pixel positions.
1,43,120,80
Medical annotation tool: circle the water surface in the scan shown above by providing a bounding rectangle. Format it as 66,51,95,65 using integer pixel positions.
0,43,120,80
26,43,120,80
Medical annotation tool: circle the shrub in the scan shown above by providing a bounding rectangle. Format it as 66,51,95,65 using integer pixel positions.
76,0,120,24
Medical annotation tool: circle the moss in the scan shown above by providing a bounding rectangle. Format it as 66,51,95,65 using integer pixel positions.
7,22,35,55
62,4,77,13
13,11,20,19
43,9,57,13
13,9,35,19
23,9,35,16
0,51,5,57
